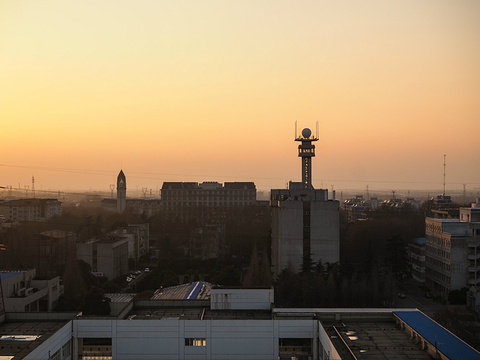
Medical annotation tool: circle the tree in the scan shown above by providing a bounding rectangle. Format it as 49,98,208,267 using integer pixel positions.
83,286,111,316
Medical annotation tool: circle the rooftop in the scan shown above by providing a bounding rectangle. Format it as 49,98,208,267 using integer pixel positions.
0,321,67,359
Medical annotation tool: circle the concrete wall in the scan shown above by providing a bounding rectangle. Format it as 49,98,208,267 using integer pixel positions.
271,198,339,276
210,288,273,310
73,318,318,360
23,322,73,360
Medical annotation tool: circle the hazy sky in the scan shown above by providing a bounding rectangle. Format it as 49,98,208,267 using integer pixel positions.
1,1,479,195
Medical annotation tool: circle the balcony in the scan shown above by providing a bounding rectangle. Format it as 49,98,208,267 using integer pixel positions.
468,265,480,272
468,277,480,286
468,253,480,260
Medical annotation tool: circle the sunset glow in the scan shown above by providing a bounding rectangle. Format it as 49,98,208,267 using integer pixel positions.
1,1,479,195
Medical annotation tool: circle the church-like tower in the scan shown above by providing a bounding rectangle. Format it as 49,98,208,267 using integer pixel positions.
117,170,126,214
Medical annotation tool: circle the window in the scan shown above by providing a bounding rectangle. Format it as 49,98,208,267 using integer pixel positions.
185,338,206,346
62,339,71,358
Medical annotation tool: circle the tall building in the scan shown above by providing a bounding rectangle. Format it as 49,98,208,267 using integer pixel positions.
271,127,339,277
117,170,127,214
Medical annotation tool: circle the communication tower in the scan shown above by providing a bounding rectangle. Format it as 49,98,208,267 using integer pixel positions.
295,122,319,189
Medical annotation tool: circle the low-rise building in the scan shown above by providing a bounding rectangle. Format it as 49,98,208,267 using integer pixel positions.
0,269,61,312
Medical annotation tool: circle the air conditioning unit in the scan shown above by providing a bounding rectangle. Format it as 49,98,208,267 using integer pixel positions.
25,288,33,296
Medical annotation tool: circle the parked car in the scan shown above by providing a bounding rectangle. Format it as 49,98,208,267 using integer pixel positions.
145,267,150,272
126,277,132,282
397,292,406,299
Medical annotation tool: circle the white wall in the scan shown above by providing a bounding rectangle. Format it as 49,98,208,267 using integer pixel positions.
210,288,273,310
23,322,72,360
74,318,318,360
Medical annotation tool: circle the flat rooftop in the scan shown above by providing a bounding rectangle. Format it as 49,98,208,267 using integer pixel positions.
323,320,432,360
0,321,67,359
128,307,272,320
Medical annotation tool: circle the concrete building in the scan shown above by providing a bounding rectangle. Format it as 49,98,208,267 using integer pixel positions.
1,285,479,359
161,181,257,219
112,223,150,260
1,269,61,312
408,238,426,283
37,230,76,278
425,200,480,299
76,236,129,280
0,198,62,222
271,127,340,277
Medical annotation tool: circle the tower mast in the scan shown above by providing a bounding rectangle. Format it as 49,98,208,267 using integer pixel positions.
295,127,318,189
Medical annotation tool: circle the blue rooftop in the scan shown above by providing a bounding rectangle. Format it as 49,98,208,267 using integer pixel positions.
183,282,204,300
412,237,426,245
394,310,480,360
0,272,20,281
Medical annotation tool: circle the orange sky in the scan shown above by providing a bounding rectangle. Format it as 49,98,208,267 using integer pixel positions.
1,1,479,196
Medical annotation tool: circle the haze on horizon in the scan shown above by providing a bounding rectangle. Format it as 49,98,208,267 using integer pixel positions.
1,1,479,195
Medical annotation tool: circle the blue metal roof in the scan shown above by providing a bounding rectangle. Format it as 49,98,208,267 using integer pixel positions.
183,281,204,300
394,310,480,360
0,272,20,281
413,237,426,245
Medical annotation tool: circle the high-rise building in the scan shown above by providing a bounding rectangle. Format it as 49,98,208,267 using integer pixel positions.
116,170,127,214
271,127,339,277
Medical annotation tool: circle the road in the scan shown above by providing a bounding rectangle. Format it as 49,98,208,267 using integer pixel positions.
392,279,446,317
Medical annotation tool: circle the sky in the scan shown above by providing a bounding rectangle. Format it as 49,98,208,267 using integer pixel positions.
1,1,479,197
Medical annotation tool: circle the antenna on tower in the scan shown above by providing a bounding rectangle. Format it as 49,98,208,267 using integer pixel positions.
443,154,446,197
32,176,35,198
24,185,29,197
366,185,369,200
142,187,147,199
295,121,298,139
316,121,319,139
463,184,467,204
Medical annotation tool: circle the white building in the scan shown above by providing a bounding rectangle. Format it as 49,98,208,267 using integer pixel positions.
76,236,129,280
1,269,61,312
271,127,340,277
425,200,480,299
2,286,479,359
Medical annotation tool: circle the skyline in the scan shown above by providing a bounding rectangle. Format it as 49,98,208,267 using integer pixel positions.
1,1,479,194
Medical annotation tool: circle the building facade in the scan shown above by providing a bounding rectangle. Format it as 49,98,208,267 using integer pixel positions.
76,236,129,280
161,181,256,219
1,269,61,312
112,224,150,260
408,238,426,283
425,201,480,299
271,127,340,277
0,198,62,222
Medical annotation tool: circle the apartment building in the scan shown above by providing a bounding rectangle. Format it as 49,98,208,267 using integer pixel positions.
0,198,62,222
